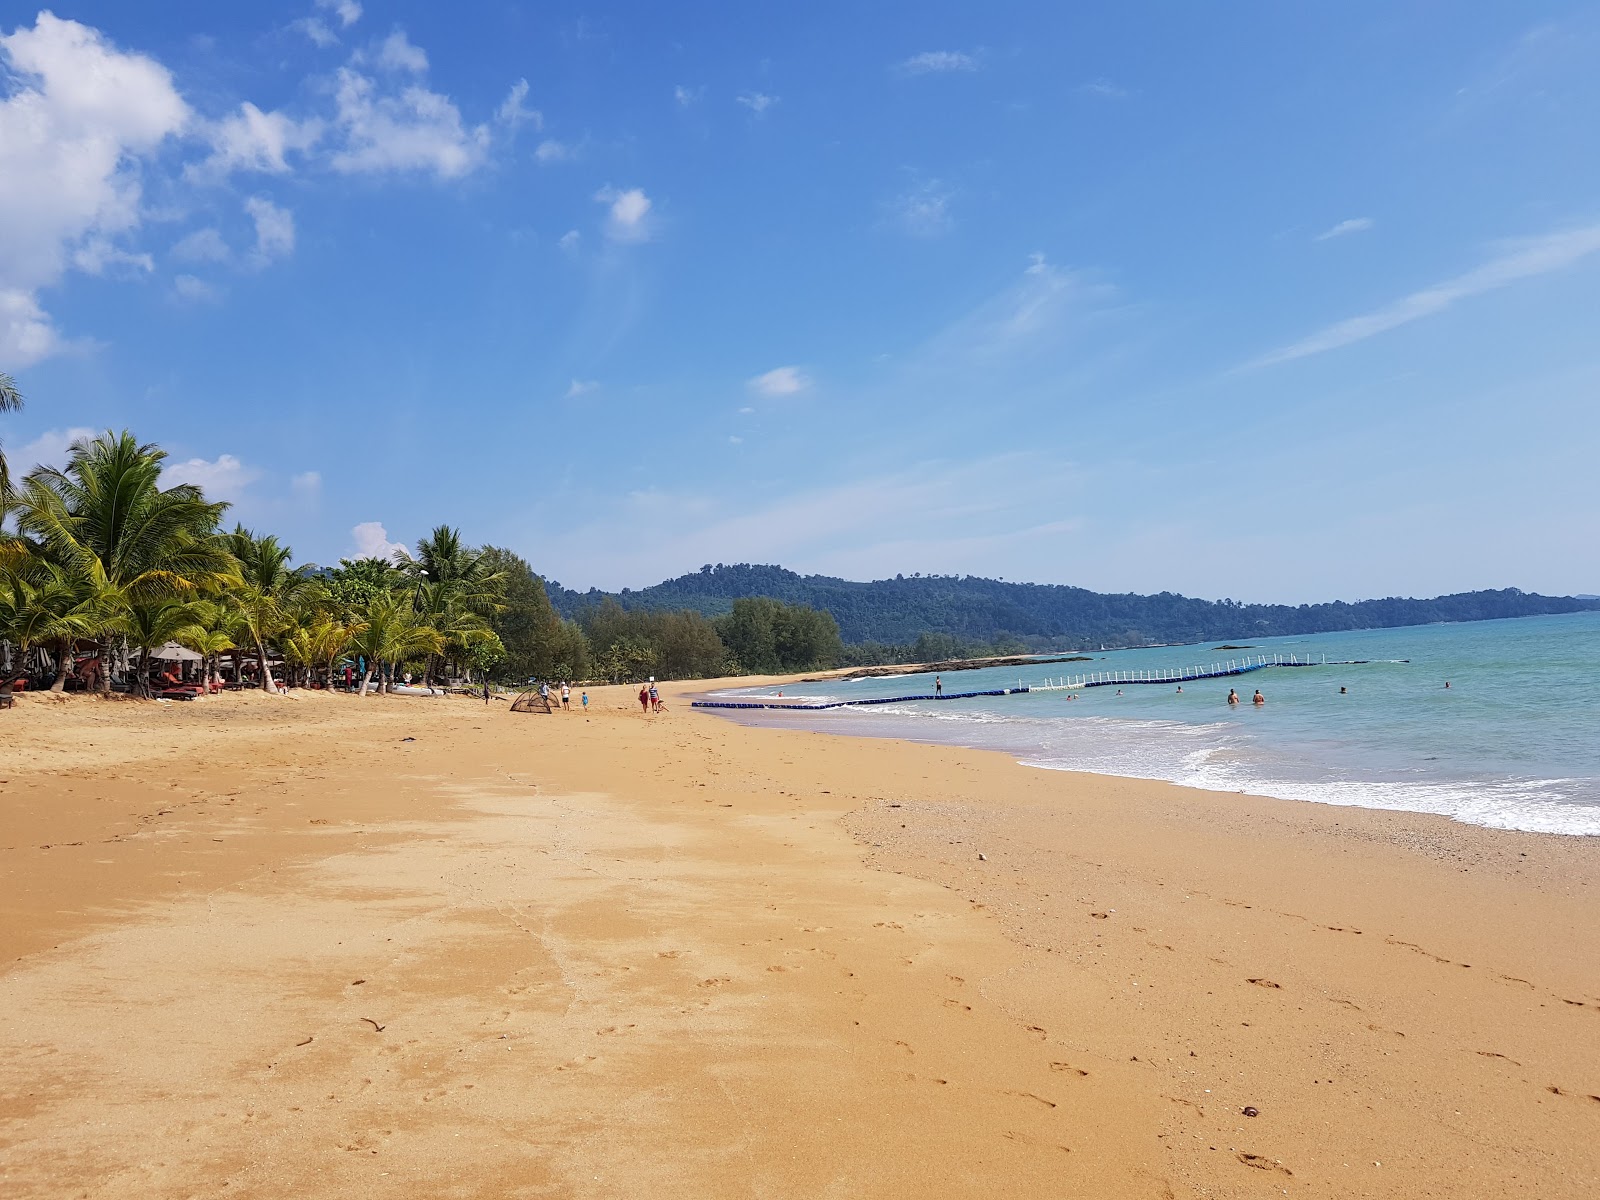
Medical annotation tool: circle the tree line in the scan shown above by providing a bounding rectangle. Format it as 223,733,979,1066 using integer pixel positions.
546,562,1600,650
0,429,842,695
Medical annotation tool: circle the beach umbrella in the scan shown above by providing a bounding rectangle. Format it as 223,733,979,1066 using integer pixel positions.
148,642,203,661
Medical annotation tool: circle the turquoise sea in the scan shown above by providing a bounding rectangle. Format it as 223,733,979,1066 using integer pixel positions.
708,611,1600,836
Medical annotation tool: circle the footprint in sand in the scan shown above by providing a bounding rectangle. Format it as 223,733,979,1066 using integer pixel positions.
1246,978,1281,989
1050,1063,1090,1077
1005,1091,1058,1109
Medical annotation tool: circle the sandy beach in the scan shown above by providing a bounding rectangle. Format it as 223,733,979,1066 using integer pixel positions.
1,682,1596,1198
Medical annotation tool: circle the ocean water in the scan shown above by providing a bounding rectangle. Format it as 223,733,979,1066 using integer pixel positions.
705,611,1600,836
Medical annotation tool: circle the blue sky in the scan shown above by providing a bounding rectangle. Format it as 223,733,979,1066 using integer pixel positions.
3,1,1598,602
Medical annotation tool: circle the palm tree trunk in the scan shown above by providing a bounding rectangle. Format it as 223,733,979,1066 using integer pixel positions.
50,638,71,692
359,667,375,697
255,640,274,692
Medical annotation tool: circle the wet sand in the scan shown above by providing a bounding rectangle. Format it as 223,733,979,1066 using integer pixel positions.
1,682,1596,1197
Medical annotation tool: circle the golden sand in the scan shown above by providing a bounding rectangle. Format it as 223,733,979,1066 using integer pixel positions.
1,682,1596,1197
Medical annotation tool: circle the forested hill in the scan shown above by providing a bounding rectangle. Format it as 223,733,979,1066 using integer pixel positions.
545,564,1600,649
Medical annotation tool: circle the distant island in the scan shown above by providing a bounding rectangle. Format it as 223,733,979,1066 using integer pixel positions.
548,563,1600,651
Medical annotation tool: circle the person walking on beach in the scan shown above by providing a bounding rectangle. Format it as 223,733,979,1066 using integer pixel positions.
581,691,589,713
539,680,550,710
649,680,661,712
935,675,943,697
560,681,571,710
482,681,491,704
1252,689,1265,706
638,683,650,713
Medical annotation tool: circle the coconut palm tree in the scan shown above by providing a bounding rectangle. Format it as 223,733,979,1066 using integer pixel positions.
221,526,316,691
183,600,240,691
0,370,22,511
120,598,207,698
16,431,232,690
0,557,104,694
281,614,357,689
347,591,443,696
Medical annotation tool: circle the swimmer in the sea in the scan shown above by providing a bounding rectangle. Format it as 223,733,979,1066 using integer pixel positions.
1227,688,1239,705
1252,689,1265,706
1339,686,1347,695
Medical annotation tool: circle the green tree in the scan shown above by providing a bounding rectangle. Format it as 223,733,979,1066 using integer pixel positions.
16,431,232,692
0,557,104,694
347,592,443,696
120,598,207,698
222,526,317,691
479,546,571,681
0,370,22,512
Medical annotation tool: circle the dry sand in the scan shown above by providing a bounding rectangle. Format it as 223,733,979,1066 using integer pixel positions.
0,681,1596,1198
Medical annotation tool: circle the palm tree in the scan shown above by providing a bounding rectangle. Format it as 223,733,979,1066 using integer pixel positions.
281,615,356,689
16,431,232,691
222,526,315,691
411,577,499,687
347,591,443,696
120,598,206,698
0,557,103,694
183,600,239,691
0,370,22,511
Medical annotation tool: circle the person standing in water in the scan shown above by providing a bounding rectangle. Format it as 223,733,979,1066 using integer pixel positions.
1253,689,1265,706
1228,688,1239,705
935,675,943,697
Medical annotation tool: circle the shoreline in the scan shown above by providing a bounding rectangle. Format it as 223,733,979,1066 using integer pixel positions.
2,683,1597,1196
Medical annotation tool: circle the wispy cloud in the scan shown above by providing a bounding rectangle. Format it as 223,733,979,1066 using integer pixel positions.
564,379,599,399
316,0,362,29
495,79,540,131
534,138,572,164
1078,78,1130,99
243,196,294,264
886,180,953,238
173,273,221,303
594,186,653,243
748,366,810,397
897,51,978,75
557,229,581,253
1315,216,1374,241
673,84,703,107
1247,221,1600,368
736,92,777,115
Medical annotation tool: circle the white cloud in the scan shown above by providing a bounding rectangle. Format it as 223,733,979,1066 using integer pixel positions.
1078,78,1130,99
172,227,231,263
191,101,322,177
534,138,571,164
673,85,702,106
291,470,322,500
557,229,581,253
595,186,653,243
1249,221,1600,368
172,273,221,303
495,78,540,130
1315,216,1375,241
897,51,978,75
728,435,743,444
736,92,777,114
0,290,62,363
316,0,362,28
329,65,490,178
738,405,754,414
243,196,294,263
292,18,338,49
0,13,189,364
564,379,599,399
161,452,261,501
351,520,407,561
14,426,97,472
72,238,153,276
374,30,427,73
887,180,953,237
748,365,810,397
